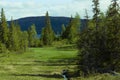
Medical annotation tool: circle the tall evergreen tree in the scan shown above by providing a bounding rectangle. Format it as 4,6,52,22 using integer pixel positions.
77,0,120,75
8,19,20,51
20,31,28,51
104,0,120,71
61,24,66,35
92,0,100,29
28,24,37,47
41,11,55,45
62,14,80,43
68,13,80,43
0,8,9,46
16,23,24,51
61,16,73,40
84,9,89,30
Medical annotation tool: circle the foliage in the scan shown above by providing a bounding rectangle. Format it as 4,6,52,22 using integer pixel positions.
77,0,120,75
8,19,20,51
61,24,66,36
20,31,28,51
0,8,29,52
92,0,100,29
62,14,80,43
0,42,7,53
41,11,55,45
28,24,37,47
0,8,9,47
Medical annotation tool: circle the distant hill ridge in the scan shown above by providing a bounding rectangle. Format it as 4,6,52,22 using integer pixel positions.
8,16,86,34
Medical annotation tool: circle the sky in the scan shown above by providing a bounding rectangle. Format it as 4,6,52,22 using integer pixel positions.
0,0,116,20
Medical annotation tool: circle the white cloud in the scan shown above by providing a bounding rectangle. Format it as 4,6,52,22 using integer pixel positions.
0,0,114,20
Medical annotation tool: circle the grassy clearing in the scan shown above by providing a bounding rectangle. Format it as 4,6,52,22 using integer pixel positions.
0,47,78,80
0,47,119,80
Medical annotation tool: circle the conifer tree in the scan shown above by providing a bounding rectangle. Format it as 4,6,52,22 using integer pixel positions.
61,16,73,40
20,31,28,51
0,8,9,46
68,14,80,43
16,24,24,51
8,19,20,51
92,0,100,29
77,0,120,75
61,24,66,35
84,9,89,30
28,24,37,47
77,0,101,75
41,11,55,45
62,14,80,43
104,0,120,71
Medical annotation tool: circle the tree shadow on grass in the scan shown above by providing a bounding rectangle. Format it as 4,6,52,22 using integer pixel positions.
12,73,62,78
12,71,79,79
10,59,77,66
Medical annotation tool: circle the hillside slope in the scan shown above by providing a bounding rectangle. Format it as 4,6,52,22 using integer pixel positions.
8,16,86,34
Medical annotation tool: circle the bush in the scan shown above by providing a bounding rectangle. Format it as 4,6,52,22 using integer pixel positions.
0,42,7,53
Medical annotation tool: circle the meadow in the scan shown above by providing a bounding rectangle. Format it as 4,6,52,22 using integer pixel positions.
0,46,78,80
0,46,119,80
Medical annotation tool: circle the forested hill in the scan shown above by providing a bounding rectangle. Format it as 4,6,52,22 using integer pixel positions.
8,16,86,34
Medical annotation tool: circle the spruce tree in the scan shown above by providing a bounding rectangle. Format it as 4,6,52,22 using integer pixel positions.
28,24,37,47
92,0,100,29
8,19,20,51
0,8,9,47
16,24,24,51
84,9,89,30
77,0,102,75
77,0,120,75
41,11,55,45
61,24,66,35
61,16,73,40
68,14,80,43
104,0,120,71
20,31,28,51
62,14,80,43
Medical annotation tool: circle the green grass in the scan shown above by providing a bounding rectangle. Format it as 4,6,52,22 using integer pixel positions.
0,47,78,80
0,47,119,80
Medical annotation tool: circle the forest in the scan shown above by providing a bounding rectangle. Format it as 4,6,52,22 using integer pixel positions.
0,0,120,80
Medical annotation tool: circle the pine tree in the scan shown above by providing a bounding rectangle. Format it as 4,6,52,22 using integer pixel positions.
77,0,102,75
16,24,24,51
84,9,89,30
104,0,120,71
61,16,73,40
92,0,100,29
61,24,66,35
62,14,80,43
68,14,80,43
28,24,37,47
0,8,9,47
8,19,20,51
77,0,120,75
20,31,28,51
41,11,55,45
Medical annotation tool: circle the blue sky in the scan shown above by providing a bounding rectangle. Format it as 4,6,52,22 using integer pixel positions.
0,0,113,20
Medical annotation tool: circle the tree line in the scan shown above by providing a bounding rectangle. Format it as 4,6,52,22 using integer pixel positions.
77,0,120,76
0,8,80,53
0,8,29,53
